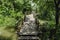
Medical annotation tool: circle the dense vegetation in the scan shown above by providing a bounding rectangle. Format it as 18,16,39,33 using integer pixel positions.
0,0,60,40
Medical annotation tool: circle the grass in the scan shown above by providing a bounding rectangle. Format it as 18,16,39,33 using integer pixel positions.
0,26,17,40
39,19,55,25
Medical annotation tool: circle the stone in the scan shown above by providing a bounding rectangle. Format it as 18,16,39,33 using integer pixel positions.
20,13,38,35
18,36,39,40
18,13,39,40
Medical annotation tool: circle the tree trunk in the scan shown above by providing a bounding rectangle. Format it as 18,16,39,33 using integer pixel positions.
54,0,60,40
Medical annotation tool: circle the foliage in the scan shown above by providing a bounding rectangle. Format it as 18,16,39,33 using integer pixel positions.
0,0,60,40
0,0,24,27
